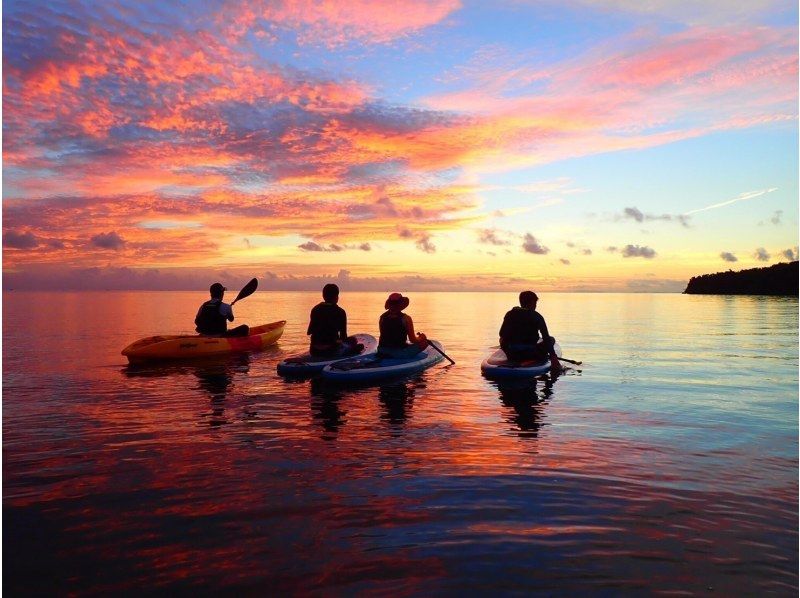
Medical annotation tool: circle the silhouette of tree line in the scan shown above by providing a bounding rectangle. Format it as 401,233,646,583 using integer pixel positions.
684,261,798,296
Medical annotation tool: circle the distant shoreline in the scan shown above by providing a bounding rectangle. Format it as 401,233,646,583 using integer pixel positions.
683,261,799,296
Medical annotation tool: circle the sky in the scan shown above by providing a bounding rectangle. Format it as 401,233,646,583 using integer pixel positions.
2,0,798,291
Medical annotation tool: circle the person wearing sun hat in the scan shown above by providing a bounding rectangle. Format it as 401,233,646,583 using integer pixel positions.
377,292,429,357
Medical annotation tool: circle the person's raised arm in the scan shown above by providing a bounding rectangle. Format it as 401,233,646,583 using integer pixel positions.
222,302,234,322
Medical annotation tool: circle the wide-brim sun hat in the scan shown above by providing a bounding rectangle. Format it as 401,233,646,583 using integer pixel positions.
385,292,410,310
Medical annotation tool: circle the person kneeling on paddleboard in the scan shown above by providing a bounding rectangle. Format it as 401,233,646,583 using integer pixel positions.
195,282,249,337
499,290,561,373
307,283,361,356
378,293,428,357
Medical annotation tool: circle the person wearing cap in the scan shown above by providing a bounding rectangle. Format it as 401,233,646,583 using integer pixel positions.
378,293,428,357
499,291,561,373
194,282,249,337
307,283,360,356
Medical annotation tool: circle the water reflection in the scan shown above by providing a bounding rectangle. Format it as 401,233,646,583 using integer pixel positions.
378,379,418,429
491,376,556,438
122,354,251,428
310,378,347,440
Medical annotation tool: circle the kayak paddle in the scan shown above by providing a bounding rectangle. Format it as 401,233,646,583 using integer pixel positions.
231,278,258,305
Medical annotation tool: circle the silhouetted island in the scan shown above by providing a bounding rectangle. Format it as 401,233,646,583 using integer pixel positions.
684,261,798,295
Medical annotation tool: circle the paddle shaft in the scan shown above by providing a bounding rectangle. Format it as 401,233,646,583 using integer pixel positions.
559,356,582,365
428,341,455,365
230,278,258,305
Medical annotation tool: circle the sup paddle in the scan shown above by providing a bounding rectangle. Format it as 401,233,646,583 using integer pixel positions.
489,344,581,366
559,357,582,366
230,278,258,305
427,340,455,365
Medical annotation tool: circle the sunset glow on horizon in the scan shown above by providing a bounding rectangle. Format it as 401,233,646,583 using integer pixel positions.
3,0,798,291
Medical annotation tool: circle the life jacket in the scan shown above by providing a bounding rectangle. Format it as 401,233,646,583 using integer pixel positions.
195,299,227,335
379,312,408,348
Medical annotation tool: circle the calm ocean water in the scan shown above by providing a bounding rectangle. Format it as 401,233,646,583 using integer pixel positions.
3,291,798,595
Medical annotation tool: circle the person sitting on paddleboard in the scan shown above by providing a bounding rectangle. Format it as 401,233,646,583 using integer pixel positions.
378,293,428,357
499,290,561,372
307,283,361,356
195,282,249,337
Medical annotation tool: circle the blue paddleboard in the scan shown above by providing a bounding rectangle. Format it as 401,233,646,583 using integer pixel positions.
321,340,445,383
277,334,377,377
480,342,562,379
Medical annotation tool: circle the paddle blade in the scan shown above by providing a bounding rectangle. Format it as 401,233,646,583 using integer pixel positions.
231,278,258,305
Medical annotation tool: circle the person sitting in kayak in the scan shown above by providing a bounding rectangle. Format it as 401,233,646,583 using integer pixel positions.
195,282,249,337
499,291,561,372
378,293,428,357
307,283,361,356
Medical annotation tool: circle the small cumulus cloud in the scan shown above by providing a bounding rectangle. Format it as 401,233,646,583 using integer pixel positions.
477,228,511,246
581,248,592,255
622,244,656,258
359,242,371,251
90,231,125,250
720,251,738,262
770,210,783,225
298,241,347,252
3,230,39,249
416,234,436,253
782,248,798,261
622,206,690,227
522,233,549,255
753,247,770,262
298,241,326,251
606,246,618,253
624,207,645,222
560,258,571,265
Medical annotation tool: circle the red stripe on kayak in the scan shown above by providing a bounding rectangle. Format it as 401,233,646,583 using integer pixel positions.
227,334,263,352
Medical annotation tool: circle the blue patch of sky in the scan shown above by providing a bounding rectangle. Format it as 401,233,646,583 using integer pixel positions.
158,185,211,196
139,220,202,229
243,234,307,248
480,125,798,227
345,160,407,184
240,2,648,107
759,1,799,28
232,178,274,194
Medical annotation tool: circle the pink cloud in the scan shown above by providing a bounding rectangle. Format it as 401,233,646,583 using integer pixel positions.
419,25,797,171
227,0,461,46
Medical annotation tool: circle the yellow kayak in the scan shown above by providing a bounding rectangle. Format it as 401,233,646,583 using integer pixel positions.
122,321,286,363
